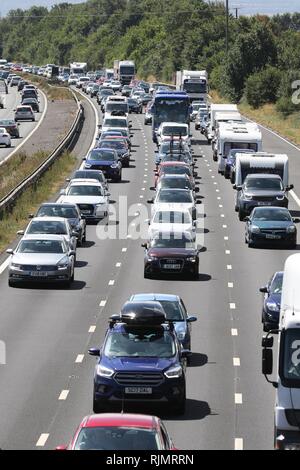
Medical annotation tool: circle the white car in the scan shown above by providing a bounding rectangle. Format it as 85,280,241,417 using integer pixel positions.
109,80,122,92
147,209,196,240
149,188,197,221
157,122,191,148
76,77,90,89
0,127,11,147
57,179,110,221
101,116,130,133
68,74,79,85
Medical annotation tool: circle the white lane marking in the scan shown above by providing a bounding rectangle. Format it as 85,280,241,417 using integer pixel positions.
219,204,223,208
221,214,225,218
143,180,147,183
108,280,115,286
227,265,232,270
216,189,220,192
127,234,132,238
230,303,236,310
36,433,49,447
209,169,212,172
223,225,227,228
75,354,84,363
231,329,238,336
211,176,215,179
144,174,147,177
89,325,96,333
138,203,142,207
0,89,48,168
214,182,218,185
235,394,243,404
141,188,146,191
75,87,98,153
122,248,127,252
217,197,221,200
226,250,231,255
0,256,10,275
235,438,244,450
140,195,144,199
233,357,241,367
290,190,300,207
224,236,229,241
116,262,121,268
99,300,107,307
58,390,69,400
228,282,233,288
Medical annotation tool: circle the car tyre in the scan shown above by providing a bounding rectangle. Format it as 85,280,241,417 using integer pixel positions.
93,398,105,414
239,210,246,221
8,279,16,287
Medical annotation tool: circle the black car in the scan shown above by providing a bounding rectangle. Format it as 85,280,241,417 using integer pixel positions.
18,80,28,92
34,203,86,245
142,232,199,279
97,88,114,105
245,207,298,248
90,84,100,98
139,94,153,106
127,98,143,114
21,97,39,112
21,89,38,101
67,170,109,191
0,119,20,138
97,139,130,167
259,271,283,332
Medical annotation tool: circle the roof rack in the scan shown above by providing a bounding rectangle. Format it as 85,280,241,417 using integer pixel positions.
109,301,174,329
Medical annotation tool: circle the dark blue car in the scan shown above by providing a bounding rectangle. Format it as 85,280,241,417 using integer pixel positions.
83,148,122,182
89,301,189,415
260,271,283,332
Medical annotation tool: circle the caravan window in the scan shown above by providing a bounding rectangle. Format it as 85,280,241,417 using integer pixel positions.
224,142,257,157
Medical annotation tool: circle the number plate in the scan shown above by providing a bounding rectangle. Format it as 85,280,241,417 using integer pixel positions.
125,387,152,394
163,264,181,270
257,202,272,206
265,234,281,240
30,271,48,277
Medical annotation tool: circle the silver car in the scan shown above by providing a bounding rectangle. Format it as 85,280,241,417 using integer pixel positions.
17,217,78,252
7,234,75,287
14,105,35,122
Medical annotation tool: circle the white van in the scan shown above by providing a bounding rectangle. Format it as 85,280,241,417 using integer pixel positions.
207,103,238,143
262,253,300,449
216,122,262,173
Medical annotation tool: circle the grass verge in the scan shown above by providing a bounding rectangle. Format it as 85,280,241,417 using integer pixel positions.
210,89,300,147
21,73,72,100
0,151,77,253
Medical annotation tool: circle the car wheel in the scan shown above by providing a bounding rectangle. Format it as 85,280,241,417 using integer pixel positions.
6,143,11,148
239,210,246,221
8,279,16,287
144,269,151,279
248,239,255,248
93,397,105,414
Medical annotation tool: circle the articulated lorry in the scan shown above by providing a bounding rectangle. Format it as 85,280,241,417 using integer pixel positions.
175,70,208,103
113,60,135,85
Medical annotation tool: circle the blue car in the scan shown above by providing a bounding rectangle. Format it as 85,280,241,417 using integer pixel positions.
129,293,197,350
259,271,283,332
89,301,190,415
83,148,122,182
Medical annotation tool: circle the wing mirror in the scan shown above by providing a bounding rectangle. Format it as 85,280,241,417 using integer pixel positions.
259,286,269,294
141,243,148,248
88,348,100,356
17,230,25,235
6,248,14,254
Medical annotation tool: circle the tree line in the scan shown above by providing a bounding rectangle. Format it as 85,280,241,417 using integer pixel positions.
0,0,300,115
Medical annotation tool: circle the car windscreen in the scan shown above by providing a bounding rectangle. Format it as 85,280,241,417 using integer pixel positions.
87,150,115,161
18,239,65,253
161,166,191,176
68,185,104,196
104,328,175,358
150,237,194,249
245,178,283,191
37,206,78,218
74,427,159,450
106,103,128,113
252,209,292,222
103,119,127,128
157,190,192,203
153,211,191,224
99,140,126,150
270,273,283,294
162,126,188,136
159,300,184,321
160,178,191,190
27,221,67,235
74,171,104,182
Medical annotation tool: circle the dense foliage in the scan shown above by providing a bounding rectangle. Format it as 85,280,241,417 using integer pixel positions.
0,0,300,114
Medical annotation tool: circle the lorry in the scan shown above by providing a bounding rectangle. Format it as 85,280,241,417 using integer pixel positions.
207,104,238,144
176,70,208,103
113,60,135,85
262,253,300,450
105,68,114,80
215,122,262,173
69,62,87,76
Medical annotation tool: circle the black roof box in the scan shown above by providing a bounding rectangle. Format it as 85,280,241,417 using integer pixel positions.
120,301,166,325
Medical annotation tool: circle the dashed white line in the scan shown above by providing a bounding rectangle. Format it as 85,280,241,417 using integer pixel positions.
58,390,69,401
235,393,243,404
140,195,144,199
227,265,232,270
75,354,84,363
219,205,223,208
99,300,107,307
89,325,96,333
122,248,127,252
226,250,231,255
230,303,236,310
228,282,234,288
36,433,49,447
108,280,115,286
116,262,122,268
235,438,244,451
233,357,241,367
223,225,227,228
221,214,225,218
231,329,238,336
224,236,229,241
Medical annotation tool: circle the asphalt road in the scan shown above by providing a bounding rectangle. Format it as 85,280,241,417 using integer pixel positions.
0,85,46,163
0,95,299,450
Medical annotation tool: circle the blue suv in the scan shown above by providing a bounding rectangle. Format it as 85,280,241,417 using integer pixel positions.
89,301,190,415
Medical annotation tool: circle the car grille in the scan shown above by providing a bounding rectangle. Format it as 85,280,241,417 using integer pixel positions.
21,265,58,271
251,196,278,202
260,229,287,234
77,204,94,215
114,372,164,386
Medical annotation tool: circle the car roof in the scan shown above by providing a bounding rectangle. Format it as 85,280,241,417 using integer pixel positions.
69,180,102,186
246,173,282,179
253,206,289,211
82,413,158,429
29,217,67,223
160,174,189,179
40,202,77,208
130,293,180,302
21,234,66,241
160,161,190,167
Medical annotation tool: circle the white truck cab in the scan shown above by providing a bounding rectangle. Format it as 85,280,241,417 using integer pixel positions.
262,254,300,450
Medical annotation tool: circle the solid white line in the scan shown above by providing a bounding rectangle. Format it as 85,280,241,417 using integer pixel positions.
58,390,69,400
235,393,243,404
230,303,236,310
235,438,244,450
231,329,238,336
228,282,233,288
233,357,240,367
0,256,10,275
89,325,96,333
75,354,84,363
0,89,48,168
36,433,49,447
99,300,107,307
73,87,98,153
290,190,300,207
108,280,115,286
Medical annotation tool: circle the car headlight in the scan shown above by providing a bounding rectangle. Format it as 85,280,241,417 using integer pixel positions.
96,364,114,378
266,301,279,312
251,225,260,233
164,365,183,379
244,194,252,200
110,163,119,168
187,256,197,262
57,256,69,269
84,163,92,168
287,225,296,233
276,195,285,201
147,256,158,262
177,331,186,341
11,263,22,270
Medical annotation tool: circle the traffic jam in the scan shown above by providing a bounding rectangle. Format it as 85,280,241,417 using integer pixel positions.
1,58,300,451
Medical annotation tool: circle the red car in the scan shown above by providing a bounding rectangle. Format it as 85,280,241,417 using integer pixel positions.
154,161,195,189
56,413,176,450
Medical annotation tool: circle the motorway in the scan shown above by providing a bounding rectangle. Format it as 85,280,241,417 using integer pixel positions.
1,92,300,450
0,85,46,163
